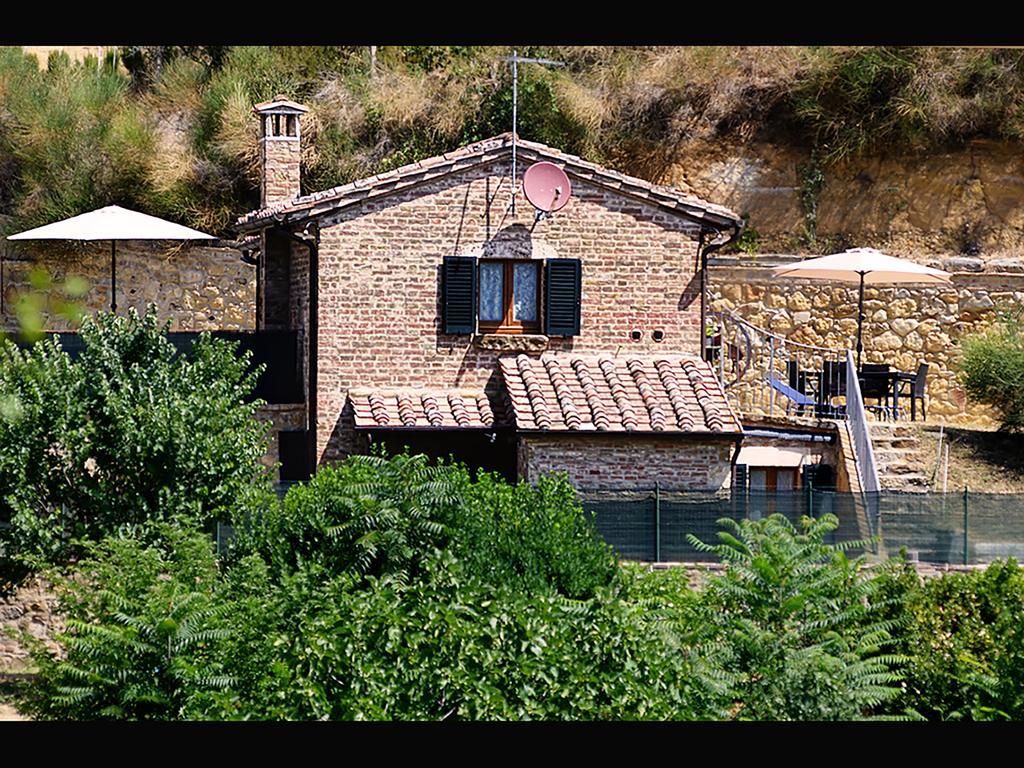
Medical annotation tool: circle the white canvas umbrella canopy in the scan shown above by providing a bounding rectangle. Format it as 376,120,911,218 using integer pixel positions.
6,205,214,312
771,247,952,368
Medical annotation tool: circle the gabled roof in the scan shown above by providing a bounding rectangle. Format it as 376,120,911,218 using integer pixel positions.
235,133,742,232
253,95,309,114
499,353,743,435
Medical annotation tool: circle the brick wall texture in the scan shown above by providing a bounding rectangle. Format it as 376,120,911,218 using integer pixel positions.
311,159,707,470
517,435,736,492
260,137,302,207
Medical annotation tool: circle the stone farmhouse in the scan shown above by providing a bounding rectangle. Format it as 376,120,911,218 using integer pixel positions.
233,96,753,493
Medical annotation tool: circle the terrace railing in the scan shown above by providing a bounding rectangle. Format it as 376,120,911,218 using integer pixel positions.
707,309,850,418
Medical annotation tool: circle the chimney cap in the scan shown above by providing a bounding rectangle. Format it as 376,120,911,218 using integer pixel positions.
253,95,309,115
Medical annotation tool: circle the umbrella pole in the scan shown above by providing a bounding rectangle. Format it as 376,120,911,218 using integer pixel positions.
856,271,865,370
111,240,117,313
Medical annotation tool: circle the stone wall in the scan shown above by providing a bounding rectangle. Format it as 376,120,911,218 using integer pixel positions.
313,158,705,465
517,435,736,492
0,577,61,671
1,239,254,333
708,257,1024,426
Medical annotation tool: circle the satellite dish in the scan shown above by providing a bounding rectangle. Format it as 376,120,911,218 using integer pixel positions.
523,162,572,215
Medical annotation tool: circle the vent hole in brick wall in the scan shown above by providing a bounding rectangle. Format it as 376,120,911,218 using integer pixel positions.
630,328,642,342
652,329,665,342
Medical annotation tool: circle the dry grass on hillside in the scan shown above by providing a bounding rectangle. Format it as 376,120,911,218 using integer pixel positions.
914,424,1024,494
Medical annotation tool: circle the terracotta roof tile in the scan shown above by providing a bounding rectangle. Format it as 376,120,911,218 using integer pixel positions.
349,388,499,429
236,133,741,230
499,353,742,434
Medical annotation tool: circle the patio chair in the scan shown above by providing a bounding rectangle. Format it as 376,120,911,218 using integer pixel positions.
766,375,844,418
859,364,894,420
897,363,929,421
820,360,847,401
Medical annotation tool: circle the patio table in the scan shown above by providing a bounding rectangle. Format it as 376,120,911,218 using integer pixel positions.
858,369,919,421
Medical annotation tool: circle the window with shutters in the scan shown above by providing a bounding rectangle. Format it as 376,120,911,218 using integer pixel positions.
442,256,580,337
478,260,541,334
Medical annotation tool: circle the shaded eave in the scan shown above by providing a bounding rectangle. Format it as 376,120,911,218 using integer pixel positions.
235,134,743,235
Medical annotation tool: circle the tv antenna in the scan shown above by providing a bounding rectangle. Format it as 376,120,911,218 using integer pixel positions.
500,49,564,215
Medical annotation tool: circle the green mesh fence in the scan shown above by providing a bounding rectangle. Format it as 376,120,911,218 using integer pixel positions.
582,489,1024,565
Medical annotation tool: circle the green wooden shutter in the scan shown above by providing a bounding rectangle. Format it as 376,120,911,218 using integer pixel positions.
442,256,477,334
544,258,581,336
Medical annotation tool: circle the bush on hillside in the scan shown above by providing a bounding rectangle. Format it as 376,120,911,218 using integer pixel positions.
874,557,1024,720
23,521,234,720
958,313,1024,430
232,451,618,598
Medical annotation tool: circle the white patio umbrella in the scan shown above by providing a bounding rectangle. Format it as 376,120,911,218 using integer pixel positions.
771,247,952,368
6,205,214,312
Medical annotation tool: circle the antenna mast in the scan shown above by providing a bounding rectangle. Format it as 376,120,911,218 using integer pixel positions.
501,49,564,215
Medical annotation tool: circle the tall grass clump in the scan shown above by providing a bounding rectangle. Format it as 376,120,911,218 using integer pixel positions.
0,48,155,231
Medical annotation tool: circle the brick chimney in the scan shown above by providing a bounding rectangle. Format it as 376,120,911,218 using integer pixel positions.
254,95,309,207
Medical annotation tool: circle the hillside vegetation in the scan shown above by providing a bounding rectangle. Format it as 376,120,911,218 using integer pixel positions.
1,46,1024,235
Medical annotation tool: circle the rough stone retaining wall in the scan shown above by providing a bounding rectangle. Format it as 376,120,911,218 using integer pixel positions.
708,256,1024,426
1,239,254,333
0,577,61,671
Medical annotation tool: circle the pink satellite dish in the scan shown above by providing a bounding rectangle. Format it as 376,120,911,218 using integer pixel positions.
523,162,572,213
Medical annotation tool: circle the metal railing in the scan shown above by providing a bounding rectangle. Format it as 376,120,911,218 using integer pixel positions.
845,350,880,494
707,309,850,418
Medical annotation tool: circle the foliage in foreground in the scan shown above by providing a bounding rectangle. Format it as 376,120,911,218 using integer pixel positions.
25,452,917,721
233,453,619,599
0,307,273,587
23,522,233,719
958,312,1024,431
874,557,1024,720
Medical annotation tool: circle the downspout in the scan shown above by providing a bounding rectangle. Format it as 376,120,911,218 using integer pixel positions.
275,222,319,479
698,218,744,361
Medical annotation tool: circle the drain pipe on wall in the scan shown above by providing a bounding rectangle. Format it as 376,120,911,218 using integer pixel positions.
699,220,744,361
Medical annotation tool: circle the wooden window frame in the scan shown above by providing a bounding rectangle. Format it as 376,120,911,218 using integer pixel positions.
478,259,541,335
748,467,802,491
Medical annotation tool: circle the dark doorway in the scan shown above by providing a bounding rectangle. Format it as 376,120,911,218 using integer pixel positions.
366,429,517,482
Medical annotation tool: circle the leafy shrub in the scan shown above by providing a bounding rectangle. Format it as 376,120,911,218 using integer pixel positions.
233,452,468,581
958,314,1024,430
203,551,713,721
0,307,273,584
691,514,907,720
234,452,618,598
24,521,234,720
875,558,1024,720
456,472,619,599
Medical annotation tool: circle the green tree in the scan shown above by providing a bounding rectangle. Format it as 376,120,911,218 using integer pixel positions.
876,558,1024,720
0,307,273,585
24,521,234,720
690,514,907,720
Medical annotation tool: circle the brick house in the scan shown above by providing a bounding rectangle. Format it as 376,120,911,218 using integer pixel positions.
235,96,746,492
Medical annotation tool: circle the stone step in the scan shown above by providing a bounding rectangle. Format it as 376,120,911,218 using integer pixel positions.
869,424,916,438
878,463,928,476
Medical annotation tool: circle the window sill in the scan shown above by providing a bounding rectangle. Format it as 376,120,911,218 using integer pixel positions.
473,333,550,353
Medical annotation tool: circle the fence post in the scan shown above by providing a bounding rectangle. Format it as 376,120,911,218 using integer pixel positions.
808,477,813,519
963,485,969,566
654,481,662,563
